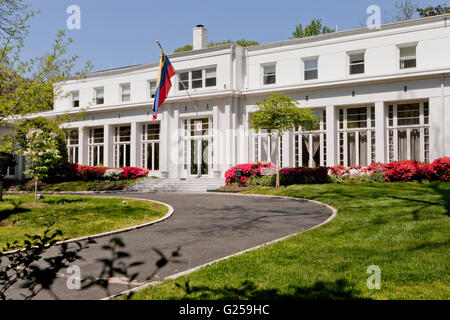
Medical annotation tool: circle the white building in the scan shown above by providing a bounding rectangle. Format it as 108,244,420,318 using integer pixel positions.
7,16,450,180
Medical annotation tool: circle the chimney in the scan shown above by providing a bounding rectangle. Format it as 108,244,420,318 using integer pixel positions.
193,25,207,50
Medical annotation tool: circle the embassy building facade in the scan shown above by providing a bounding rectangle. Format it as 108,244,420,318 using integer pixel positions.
7,15,450,180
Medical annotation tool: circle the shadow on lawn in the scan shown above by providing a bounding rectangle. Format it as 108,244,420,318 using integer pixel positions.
176,279,368,300
43,198,87,205
0,202,30,223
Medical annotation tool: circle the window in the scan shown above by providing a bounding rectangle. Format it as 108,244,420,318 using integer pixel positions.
263,65,276,85
338,106,376,166
142,124,160,171
71,91,80,108
120,83,131,102
349,52,365,75
66,129,79,164
149,80,157,98
88,128,104,167
304,58,318,80
191,69,203,89
205,68,216,87
183,118,213,176
114,126,131,167
94,87,104,105
178,72,189,90
387,102,429,162
178,67,217,90
293,109,327,167
399,45,417,69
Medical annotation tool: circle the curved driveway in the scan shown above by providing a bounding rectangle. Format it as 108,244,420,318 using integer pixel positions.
6,192,332,300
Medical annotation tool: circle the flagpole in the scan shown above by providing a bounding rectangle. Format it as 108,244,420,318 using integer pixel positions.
156,40,195,105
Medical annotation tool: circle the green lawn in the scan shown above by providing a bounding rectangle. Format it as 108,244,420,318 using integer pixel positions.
12,179,141,192
129,182,449,300
0,194,168,250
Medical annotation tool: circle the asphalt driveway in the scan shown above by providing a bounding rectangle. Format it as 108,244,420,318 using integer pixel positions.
3,192,333,300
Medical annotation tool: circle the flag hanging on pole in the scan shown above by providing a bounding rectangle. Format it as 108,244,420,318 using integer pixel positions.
153,49,175,120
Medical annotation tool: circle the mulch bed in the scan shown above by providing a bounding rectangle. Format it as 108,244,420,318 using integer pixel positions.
21,203,50,208
214,185,256,192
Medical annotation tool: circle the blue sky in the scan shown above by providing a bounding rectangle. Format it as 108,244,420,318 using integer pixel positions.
24,0,445,72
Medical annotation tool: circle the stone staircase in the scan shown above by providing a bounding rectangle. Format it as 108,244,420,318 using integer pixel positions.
125,177,225,193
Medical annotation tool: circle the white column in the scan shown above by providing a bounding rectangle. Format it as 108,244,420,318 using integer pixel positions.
213,103,219,172
160,107,170,173
130,122,141,167
326,105,337,166
79,127,88,165
104,124,113,167
225,98,232,170
429,97,444,160
281,131,291,168
375,101,386,163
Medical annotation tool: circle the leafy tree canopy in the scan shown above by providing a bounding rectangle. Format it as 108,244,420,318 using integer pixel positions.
290,18,335,39
173,39,259,53
417,4,450,17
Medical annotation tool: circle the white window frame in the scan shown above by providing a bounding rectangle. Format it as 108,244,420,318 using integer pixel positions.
182,118,213,176
387,101,429,162
120,83,131,102
148,80,157,99
348,50,365,76
71,91,80,108
177,66,217,91
337,106,376,167
398,43,417,70
113,125,131,167
94,87,104,105
66,129,79,164
303,57,319,81
141,123,160,171
293,109,327,167
262,63,276,85
88,127,104,167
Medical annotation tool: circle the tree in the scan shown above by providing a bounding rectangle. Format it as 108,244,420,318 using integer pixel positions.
417,4,450,17
23,129,61,203
0,152,15,201
16,117,69,179
0,0,92,154
392,0,418,21
249,93,318,188
173,44,193,53
290,18,335,39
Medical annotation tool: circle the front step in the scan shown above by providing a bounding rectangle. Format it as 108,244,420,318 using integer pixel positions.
125,177,225,193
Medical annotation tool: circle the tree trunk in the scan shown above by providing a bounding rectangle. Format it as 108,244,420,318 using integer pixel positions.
0,178,3,202
34,180,38,204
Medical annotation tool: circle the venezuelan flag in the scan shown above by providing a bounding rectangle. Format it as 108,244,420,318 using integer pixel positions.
153,50,175,120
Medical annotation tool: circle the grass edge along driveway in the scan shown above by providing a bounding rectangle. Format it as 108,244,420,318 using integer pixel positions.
127,182,449,300
0,194,168,250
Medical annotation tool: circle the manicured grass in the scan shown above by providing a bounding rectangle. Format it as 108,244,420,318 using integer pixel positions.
129,182,449,300
0,194,168,250
12,179,141,192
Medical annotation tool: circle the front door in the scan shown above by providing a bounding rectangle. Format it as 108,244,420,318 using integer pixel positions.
184,118,213,177
190,138,210,176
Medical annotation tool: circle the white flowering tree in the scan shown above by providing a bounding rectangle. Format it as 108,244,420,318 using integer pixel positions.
23,129,61,203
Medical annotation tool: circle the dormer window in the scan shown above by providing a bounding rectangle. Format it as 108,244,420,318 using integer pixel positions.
120,83,131,102
71,91,79,108
399,45,417,69
349,52,365,75
263,64,276,85
94,87,104,105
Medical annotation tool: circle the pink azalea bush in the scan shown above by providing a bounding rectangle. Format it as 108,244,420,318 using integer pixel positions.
67,164,149,181
225,162,276,184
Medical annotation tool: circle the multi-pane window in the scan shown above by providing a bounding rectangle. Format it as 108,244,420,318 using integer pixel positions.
338,106,376,166
293,109,327,167
149,80,157,98
399,45,417,69
94,87,104,105
141,124,160,171
304,58,318,80
66,129,79,164
387,102,429,162
5,154,16,177
88,128,104,167
263,65,276,85
120,83,131,102
178,67,217,90
71,91,80,108
114,126,131,167
183,118,212,176
349,52,365,75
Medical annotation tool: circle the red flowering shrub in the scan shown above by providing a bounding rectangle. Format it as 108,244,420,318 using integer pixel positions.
121,167,149,179
422,157,450,182
381,160,426,182
225,162,275,184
